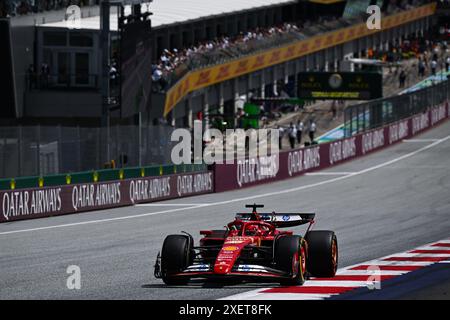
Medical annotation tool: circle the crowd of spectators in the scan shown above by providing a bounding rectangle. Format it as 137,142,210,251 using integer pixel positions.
351,31,449,88
152,0,432,92
151,22,306,92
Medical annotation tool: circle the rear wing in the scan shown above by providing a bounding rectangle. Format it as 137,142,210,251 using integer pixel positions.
235,212,315,228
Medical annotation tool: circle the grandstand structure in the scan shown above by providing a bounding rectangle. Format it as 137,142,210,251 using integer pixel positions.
0,0,439,128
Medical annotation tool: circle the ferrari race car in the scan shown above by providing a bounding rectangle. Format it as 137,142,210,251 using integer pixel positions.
154,204,338,285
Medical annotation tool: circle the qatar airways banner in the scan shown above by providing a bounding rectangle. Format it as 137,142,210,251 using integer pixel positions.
0,171,213,223
214,102,449,192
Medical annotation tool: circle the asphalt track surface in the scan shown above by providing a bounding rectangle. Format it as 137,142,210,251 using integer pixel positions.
1,121,450,299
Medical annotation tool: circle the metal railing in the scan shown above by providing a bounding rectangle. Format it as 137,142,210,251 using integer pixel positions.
0,124,177,178
343,78,450,137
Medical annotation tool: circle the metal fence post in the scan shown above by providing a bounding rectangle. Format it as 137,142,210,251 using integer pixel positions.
356,105,360,133
349,108,353,136
116,125,119,167
2,129,5,177
18,126,22,177
77,125,82,171
139,113,142,167
58,125,63,174
96,127,100,170
107,121,111,163
36,125,41,177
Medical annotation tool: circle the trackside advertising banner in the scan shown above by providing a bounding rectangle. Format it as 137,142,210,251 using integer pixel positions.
1,102,448,223
0,171,213,223
214,102,449,192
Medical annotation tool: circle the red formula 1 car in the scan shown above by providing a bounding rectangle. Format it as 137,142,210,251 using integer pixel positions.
154,204,338,285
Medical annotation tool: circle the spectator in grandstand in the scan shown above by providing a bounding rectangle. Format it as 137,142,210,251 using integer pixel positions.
236,107,245,128
418,57,426,78
296,120,304,145
288,122,297,149
308,120,316,143
331,100,337,119
431,59,437,76
446,56,450,72
277,125,285,150
399,69,407,88
423,50,429,68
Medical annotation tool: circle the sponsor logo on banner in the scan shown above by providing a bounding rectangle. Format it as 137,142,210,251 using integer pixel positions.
1,188,62,221
389,120,409,144
329,137,356,165
412,112,430,135
129,177,171,204
431,104,446,125
287,146,321,176
71,182,121,211
177,172,213,196
0,170,214,223
362,128,385,154
236,154,278,187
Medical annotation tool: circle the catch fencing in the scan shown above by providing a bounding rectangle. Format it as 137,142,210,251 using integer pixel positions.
0,124,176,179
344,78,450,136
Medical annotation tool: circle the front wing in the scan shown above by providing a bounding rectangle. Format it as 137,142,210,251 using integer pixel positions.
170,264,292,282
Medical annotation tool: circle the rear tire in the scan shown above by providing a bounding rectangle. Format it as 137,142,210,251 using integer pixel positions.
161,234,193,285
305,231,338,277
275,235,307,286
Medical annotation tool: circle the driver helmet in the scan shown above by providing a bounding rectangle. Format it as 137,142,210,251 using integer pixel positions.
245,225,259,236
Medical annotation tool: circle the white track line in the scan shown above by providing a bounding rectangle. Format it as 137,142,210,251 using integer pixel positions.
135,203,206,207
382,252,450,258
336,270,407,276
414,245,450,250
304,172,355,176
343,260,434,267
249,293,334,300
302,281,368,287
403,139,441,142
1,134,449,236
432,240,450,244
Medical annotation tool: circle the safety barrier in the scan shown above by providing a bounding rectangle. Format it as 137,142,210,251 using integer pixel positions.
0,163,207,191
214,100,449,192
0,166,213,223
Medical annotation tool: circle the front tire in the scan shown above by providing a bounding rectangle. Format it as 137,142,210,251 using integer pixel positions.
305,231,338,277
161,234,193,285
275,235,307,286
